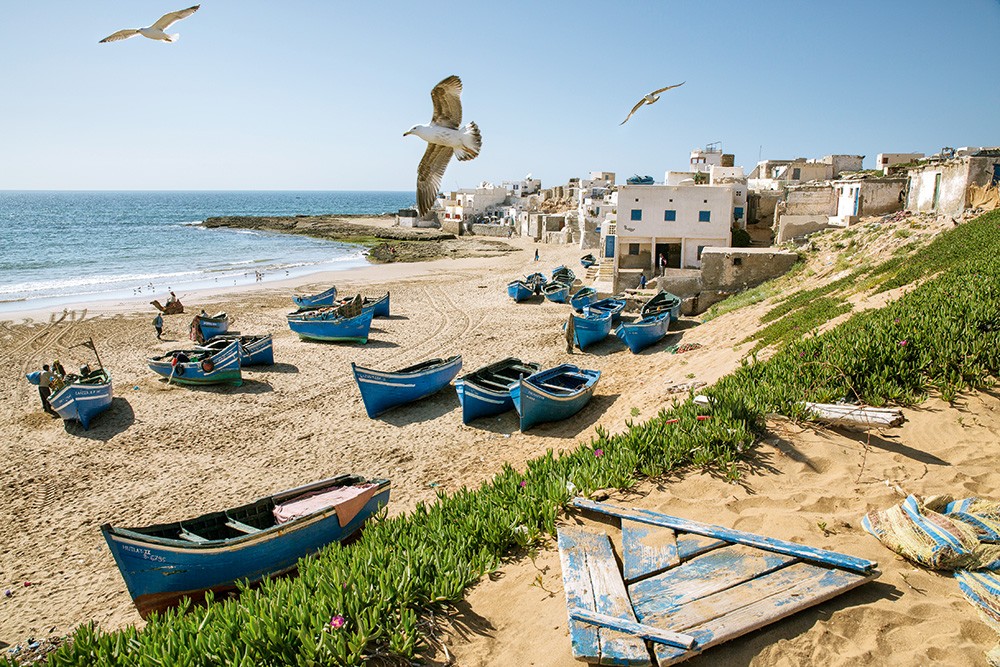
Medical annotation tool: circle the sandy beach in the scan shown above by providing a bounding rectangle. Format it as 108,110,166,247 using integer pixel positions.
1,230,997,665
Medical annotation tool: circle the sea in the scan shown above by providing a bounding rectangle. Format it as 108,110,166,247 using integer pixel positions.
0,191,414,314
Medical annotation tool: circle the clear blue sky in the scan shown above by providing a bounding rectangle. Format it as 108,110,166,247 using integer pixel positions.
1,0,998,191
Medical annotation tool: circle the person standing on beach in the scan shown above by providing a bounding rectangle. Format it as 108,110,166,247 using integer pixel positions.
639,273,647,289
534,248,539,262
153,313,163,339
38,364,57,415
658,252,667,276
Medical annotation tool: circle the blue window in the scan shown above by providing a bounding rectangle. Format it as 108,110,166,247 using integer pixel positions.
630,209,642,221
697,245,707,260
699,210,711,222
734,207,744,220
664,209,676,221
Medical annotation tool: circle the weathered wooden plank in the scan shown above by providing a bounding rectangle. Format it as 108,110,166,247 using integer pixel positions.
574,498,877,574
570,607,696,650
648,562,876,665
629,544,796,621
557,527,651,666
622,519,679,582
676,534,727,561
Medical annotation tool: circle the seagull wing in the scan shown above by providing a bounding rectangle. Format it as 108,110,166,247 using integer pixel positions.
416,144,453,217
99,29,141,43
649,81,685,96
620,98,647,125
151,5,200,31
430,75,463,130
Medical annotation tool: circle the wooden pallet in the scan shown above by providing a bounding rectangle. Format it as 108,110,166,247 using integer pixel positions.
558,499,879,665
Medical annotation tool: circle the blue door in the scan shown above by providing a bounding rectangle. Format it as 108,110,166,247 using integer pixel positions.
992,163,1000,186
604,235,616,260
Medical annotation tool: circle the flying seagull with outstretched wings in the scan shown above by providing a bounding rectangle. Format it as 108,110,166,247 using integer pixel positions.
404,75,483,219
620,81,686,125
99,5,200,44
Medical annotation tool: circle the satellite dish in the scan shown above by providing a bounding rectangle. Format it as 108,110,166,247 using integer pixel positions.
525,173,533,180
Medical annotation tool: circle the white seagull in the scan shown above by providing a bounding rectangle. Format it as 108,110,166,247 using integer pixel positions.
99,5,201,44
620,81,686,125
404,75,482,219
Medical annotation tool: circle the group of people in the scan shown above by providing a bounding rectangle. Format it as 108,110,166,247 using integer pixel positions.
36,360,67,416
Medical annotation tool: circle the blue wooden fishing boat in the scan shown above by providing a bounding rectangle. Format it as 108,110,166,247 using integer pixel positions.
507,279,535,302
101,474,390,618
352,355,463,418
640,290,682,322
293,286,338,309
570,287,598,311
199,334,274,366
552,266,576,284
454,357,540,424
148,340,243,387
337,292,390,318
586,297,627,324
509,364,601,431
615,312,670,353
626,174,654,185
580,253,597,268
570,309,613,350
525,272,547,294
198,312,230,340
543,281,571,303
287,307,374,343
48,367,113,430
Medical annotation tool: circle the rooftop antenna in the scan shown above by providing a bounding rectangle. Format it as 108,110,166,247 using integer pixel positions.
758,145,762,163
705,140,722,153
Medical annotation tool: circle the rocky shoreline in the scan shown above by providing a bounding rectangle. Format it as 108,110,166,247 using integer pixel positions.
201,214,518,263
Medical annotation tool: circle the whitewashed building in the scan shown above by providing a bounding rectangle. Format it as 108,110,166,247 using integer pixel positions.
876,152,924,175
440,183,508,226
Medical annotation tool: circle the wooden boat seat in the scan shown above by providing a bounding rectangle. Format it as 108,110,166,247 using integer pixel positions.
537,382,577,393
225,519,262,534
178,529,209,543
476,378,511,391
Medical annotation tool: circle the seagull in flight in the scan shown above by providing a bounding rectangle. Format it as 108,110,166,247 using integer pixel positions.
620,82,686,125
99,5,201,44
404,75,483,219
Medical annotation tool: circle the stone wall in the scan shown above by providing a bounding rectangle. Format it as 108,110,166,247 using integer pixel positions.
440,218,463,236
700,247,799,292
470,223,515,238
775,215,831,243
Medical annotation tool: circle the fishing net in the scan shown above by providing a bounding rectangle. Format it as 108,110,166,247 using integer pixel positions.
335,295,363,319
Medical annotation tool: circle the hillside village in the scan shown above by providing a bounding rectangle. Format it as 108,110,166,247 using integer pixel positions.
399,144,1000,311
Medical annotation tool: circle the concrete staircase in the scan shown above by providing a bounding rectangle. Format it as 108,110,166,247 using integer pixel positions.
591,261,615,294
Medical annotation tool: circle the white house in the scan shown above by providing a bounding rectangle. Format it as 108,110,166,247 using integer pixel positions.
606,182,734,274
875,152,924,175
441,183,508,226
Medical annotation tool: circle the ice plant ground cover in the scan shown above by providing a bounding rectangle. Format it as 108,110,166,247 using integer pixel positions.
14,211,1000,666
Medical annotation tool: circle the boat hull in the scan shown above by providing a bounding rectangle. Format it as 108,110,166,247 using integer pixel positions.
352,355,463,418
587,298,626,325
455,358,540,424
570,287,597,311
201,335,274,366
48,371,113,430
287,308,374,343
147,341,243,387
101,478,390,618
510,364,601,431
507,281,534,302
198,316,229,340
615,313,670,353
543,283,570,303
293,286,337,309
572,310,613,350
641,290,682,322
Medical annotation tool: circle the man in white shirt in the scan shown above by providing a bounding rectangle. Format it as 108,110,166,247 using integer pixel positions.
38,364,57,415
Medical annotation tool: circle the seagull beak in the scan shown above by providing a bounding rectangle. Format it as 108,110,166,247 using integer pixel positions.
403,131,410,137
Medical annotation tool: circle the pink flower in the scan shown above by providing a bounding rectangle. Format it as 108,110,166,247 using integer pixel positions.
899,340,908,346
594,448,604,458
519,480,527,488
328,615,346,630
894,318,900,324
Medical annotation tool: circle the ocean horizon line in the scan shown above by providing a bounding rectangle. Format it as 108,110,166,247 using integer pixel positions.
0,188,413,194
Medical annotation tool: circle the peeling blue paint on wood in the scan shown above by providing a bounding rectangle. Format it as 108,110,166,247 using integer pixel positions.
622,519,679,582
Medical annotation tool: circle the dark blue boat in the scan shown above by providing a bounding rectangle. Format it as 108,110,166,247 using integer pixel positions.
48,367,113,430
509,364,601,431
147,340,243,386
580,254,596,268
525,272,547,294
552,266,576,284
615,312,670,353
570,287,598,311
352,355,463,418
197,313,230,340
101,474,390,618
507,279,534,302
570,309,613,350
543,281,571,303
337,292,390,318
587,297,627,324
454,357,540,424
199,334,274,366
287,307,374,343
293,286,338,309
640,290,682,322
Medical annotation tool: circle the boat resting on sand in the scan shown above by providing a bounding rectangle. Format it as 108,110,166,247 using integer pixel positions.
510,364,601,431
101,474,391,618
336,292,390,318
640,290,682,322
286,303,374,343
455,357,540,424
198,334,274,366
570,287,598,311
580,253,596,268
570,309,613,351
525,272,547,294
198,312,230,340
615,312,670,353
352,355,463,418
147,340,242,387
49,367,113,430
552,266,576,285
293,286,338,309
586,297,627,324
543,281,571,303
507,279,535,302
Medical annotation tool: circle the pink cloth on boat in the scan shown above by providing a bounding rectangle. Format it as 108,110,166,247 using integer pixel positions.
273,483,379,528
